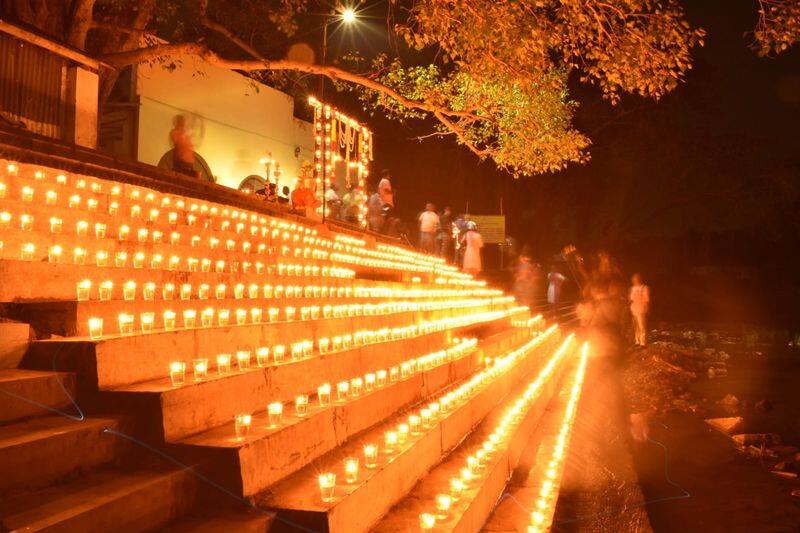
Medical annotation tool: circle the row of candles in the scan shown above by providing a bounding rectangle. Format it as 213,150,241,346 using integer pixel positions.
1,162,476,280
224,338,478,447
74,278,502,303
418,334,575,530
86,299,508,338
528,342,589,533
314,326,559,507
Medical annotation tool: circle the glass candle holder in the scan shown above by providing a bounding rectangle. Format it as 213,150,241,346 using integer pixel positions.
193,358,208,380
49,216,63,234
364,373,376,392
162,283,175,300
421,408,433,428
137,228,148,243
183,309,197,328
163,310,176,330
115,251,128,268
48,245,62,263
76,280,91,301
389,367,400,382
318,383,331,406
295,394,309,416
140,312,155,333
267,402,283,427
118,225,130,241
123,281,136,301
250,308,262,324
217,353,231,375
21,186,34,202
133,252,145,269
449,477,465,501
376,370,387,388
364,444,378,468
20,214,33,231
336,381,349,402
217,309,230,326
143,282,155,301
170,361,186,386
88,317,103,339
200,308,214,328
236,350,251,371
118,313,134,335
99,281,113,301
234,414,252,439
318,473,336,503
273,345,285,363
256,347,270,366
436,494,452,519
384,430,398,453
350,377,363,397
344,457,359,484
236,309,247,325
409,415,421,435
215,284,226,299
268,308,279,322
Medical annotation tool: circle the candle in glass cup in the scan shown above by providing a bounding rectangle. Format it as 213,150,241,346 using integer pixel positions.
118,313,134,335
273,345,285,363
449,477,465,501
88,317,103,339
143,282,155,301
48,245,62,263
123,281,136,300
376,370,387,387
436,494,452,518
268,307,279,322
115,251,127,268
409,415,421,434
49,216,63,234
20,214,33,231
256,347,270,366
318,383,331,406
163,283,175,300
133,252,144,269
364,444,378,468
99,281,113,301
193,358,208,380
364,373,376,392
183,309,197,328
250,307,262,323
344,457,359,483
163,310,176,330
318,473,336,503
336,381,349,402
295,394,309,416
350,377,363,397
267,402,283,427
398,423,409,444
217,353,231,375
76,280,91,301
419,513,436,530
384,430,398,453
169,361,186,386
234,414,252,439
200,308,214,327
140,312,155,333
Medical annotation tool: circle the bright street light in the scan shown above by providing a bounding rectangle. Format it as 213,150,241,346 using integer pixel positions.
341,7,357,24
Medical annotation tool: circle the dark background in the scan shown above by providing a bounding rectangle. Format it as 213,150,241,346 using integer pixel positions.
313,0,800,327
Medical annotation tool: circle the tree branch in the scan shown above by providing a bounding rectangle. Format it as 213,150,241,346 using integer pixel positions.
66,0,96,49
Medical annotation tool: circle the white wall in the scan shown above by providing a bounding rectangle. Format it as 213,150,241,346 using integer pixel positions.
136,54,313,191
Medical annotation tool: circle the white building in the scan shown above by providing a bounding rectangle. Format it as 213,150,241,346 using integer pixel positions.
101,50,314,193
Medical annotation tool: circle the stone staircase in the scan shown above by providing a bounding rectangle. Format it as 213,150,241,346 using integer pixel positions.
0,159,582,532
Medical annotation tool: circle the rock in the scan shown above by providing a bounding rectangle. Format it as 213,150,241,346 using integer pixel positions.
705,417,744,434
755,399,774,412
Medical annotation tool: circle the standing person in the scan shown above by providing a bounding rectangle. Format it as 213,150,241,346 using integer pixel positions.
547,265,567,319
513,246,536,309
418,202,440,253
169,115,197,177
378,169,394,208
629,273,651,347
367,186,384,233
325,183,342,218
340,185,358,223
439,206,454,259
462,222,484,275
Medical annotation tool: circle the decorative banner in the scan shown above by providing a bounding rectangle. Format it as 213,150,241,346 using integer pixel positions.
468,215,506,244
307,95,373,227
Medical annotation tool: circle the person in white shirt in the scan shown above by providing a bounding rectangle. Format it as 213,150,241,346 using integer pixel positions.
629,273,651,347
418,202,440,253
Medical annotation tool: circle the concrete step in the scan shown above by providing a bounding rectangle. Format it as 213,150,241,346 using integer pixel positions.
0,464,197,532
177,330,526,497
256,329,562,532
0,414,126,495
22,306,518,391
0,321,31,368
0,369,77,425
374,339,580,533
115,322,519,442
163,507,276,532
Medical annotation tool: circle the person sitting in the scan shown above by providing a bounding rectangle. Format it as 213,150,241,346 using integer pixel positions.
278,186,290,204
325,183,343,217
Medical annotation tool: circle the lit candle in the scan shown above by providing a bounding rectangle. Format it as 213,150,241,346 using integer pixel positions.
376,370,387,388
273,345,286,362
235,414,252,439
163,310,176,330
76,280,91,301
115,251,127,268
318,383,331,406
143,282,155,301
88,317,103,339
217,353,231,375
419,513,436,530
133,252,144,268
256,347,270,366
364,444,378,468
384,430,398,453
193,358,208,380
20,214,33,231
344,457,359,483
449,477,464,501
295,394,309,416
21,185,33,202
99,281,113,301
140,312,155,333
336,381,349,402
170,361,186,386
163,283,175,300
118,313,134,335
123,281,136,301
398,423,409,443
48,245,62,263
235,308,247,325
267,402,283,427
183,309,197,328
49,216,62,233
318,473,336,503
436,493,452,518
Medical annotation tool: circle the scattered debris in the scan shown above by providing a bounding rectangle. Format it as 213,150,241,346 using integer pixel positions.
705,416,743,434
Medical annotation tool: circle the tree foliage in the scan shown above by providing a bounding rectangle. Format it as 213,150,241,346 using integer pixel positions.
0,1,790,177
753,0,800,56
